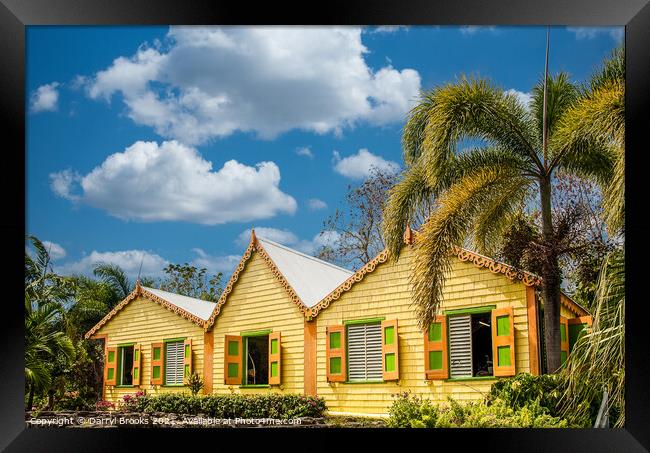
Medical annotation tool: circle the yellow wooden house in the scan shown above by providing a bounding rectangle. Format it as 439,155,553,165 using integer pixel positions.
86,228,592,414
85,285,217,402
309,227,591,415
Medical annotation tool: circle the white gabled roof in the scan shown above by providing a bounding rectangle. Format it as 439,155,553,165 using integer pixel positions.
141,286,217,321
257,237,354,308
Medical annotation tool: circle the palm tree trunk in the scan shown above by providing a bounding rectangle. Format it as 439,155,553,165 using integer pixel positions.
540,177,562,373
26,382,35,411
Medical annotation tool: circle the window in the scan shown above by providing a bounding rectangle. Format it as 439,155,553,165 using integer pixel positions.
347,322,382,381
165,341,184,385
118,345,134,386
244,335,269,385
448,312,493,378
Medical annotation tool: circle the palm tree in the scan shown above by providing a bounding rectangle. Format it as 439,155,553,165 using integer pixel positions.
553,47,624,235
558,250,624,426
92,263,133,301
24,235,75,410
382,40,622,373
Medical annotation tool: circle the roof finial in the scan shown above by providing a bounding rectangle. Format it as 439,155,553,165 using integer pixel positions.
403,225,414,245
251,228,257,243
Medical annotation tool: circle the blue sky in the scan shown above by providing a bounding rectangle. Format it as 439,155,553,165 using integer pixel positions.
26,25,622,280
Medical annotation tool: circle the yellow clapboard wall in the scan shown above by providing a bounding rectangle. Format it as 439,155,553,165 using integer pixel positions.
211,251,306,394
315,246,531,415
95,296,205,404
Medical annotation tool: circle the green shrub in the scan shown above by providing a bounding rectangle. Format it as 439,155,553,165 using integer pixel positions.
486,373,563,416
116,392,326,419
388,392,438,428
387,390,573,428
185,372,204,396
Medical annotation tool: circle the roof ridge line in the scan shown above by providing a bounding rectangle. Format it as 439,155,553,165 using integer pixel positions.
256,236,353,275
142,285,217,306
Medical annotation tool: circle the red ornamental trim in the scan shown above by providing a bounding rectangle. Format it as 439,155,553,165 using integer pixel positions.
308,249,390,318
204,240,255,330
451,245,543,287
204,236,311,330
84,286,208,339
254,242,310,316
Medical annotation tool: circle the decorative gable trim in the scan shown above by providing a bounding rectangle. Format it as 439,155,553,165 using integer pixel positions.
84,283,208,339
309,227,580,318
309,249,389,318
204,231,310,330
452,246,542,287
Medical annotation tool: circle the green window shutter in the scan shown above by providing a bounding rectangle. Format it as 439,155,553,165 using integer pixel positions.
491,307,516,377
268,332,281,385
326,325,346,382
568,316,593,351
424,315,448,380
183,339,193,380
150,342,164,385
224,335,242,385
560,316,570,365
381,319,399,381
105,347,117,386
132,344,142,386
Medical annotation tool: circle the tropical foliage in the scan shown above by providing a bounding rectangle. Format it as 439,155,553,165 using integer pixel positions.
24,234,223,411
159,263,223,302
117,392,326,419
387,390,573,428
382,45,623,372
558,250,625,427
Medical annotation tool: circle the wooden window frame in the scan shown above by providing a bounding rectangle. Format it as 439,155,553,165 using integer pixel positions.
345,321,383,383
240,331,272,388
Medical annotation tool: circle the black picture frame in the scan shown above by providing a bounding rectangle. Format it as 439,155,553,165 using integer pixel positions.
2,0,649,450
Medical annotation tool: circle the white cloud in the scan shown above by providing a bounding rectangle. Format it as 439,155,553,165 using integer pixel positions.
505,89,533,110
50,169,82,201
295,146,314,159
30,82,60,113
56,249,168,278
84,27,421,144
567,27,624,43
236,227,340,255
366,26,409,34
307,198,327,211
332,148,400,179
460,26,498,35
237,227,299,246
50,140,297,225
42,241,67,260
190,248,241,275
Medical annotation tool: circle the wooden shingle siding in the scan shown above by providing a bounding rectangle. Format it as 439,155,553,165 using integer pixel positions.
316,246,532,415
95,296,205,404
211,252,305,394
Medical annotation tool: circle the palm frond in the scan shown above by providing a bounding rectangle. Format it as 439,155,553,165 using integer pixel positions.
414,77,541,188
558,250,624,426
383,163,436,257
530,72,580,143
411,167,522,329
93,263,132,299
472,177,532,256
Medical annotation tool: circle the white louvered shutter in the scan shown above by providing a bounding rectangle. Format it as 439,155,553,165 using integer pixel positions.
165,341,184,385
449,315,473,378
347,323,383,381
